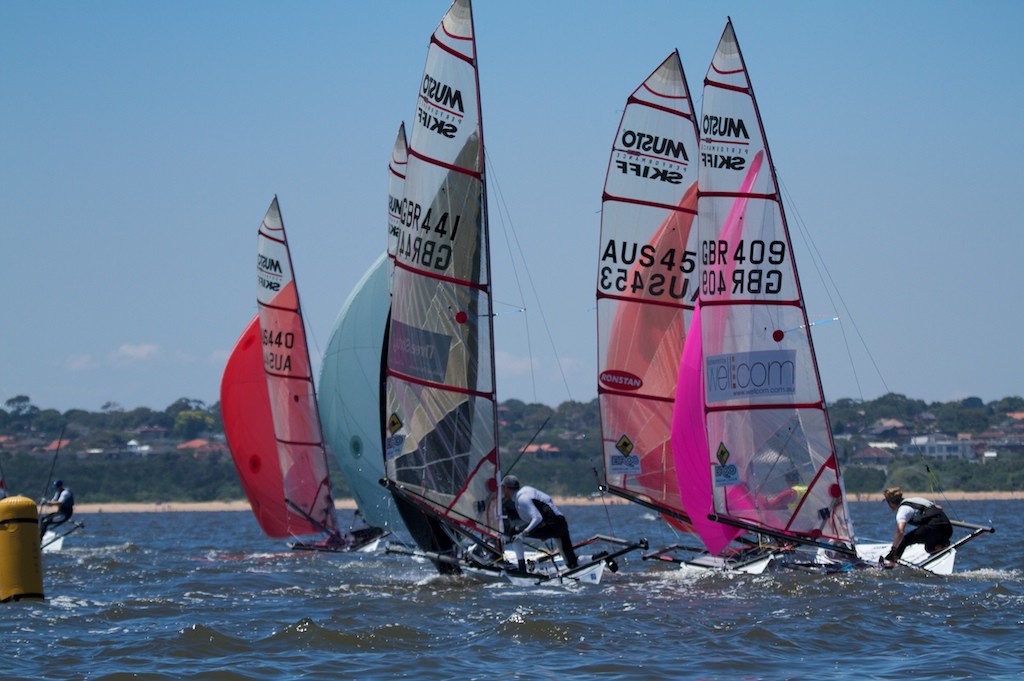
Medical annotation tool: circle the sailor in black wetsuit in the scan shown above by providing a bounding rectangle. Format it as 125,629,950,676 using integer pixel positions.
501,475,578,572
40,479,75,538
881,486,952,567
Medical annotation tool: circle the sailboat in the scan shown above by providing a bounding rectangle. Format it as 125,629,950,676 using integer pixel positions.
221,197,384,552
673,19,992,575
595,49,775,575
669,18,860,570
381,0,643,584
318,124,412,537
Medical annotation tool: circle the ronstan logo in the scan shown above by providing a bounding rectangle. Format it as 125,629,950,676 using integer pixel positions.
600,370,643,391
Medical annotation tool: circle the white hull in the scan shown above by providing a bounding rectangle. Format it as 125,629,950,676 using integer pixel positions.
680,552,777,575
851,542,957,575
41,530,64,553
462,549,607,586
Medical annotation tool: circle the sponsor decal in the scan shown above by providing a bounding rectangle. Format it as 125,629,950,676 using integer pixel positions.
600,370,643,391
257,254,282,274
417,73,465,139
421,74,465,113
701,114,750,140
384,434,405,462
716,443,730,466
616,435,635,456
389,320,451,383
714,442,739,487
706,350,797,402
609,434,640,475
614,160,683,184
257,254,284,292
387,413,403,436
619,130,689,161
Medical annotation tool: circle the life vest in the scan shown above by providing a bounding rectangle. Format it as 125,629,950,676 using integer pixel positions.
900,499,948,527
532,499,559,522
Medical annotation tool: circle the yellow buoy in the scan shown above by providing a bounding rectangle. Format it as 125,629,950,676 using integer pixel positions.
0,496,45,602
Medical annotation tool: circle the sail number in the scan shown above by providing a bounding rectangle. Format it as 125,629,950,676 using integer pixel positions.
262,330,295,373
599,240,696,300
262,330,294,349
701,239,787,296
396,198,462,272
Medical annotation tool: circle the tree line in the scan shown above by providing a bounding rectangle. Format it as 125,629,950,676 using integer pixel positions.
1,392,1022,502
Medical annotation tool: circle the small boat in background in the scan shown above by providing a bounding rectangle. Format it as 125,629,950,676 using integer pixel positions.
221,197,385,552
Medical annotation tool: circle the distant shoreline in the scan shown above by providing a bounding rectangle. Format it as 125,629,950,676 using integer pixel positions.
69,490,1023,514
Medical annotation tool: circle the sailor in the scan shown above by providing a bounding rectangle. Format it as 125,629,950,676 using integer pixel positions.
763,470,805,511
40,479,75,538
880,486,952,567
500,475,578,572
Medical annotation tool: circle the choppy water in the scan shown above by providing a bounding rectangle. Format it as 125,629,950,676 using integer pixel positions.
5,500,1022,680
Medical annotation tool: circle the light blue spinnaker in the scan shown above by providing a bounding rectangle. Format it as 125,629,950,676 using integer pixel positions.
319,253,393,530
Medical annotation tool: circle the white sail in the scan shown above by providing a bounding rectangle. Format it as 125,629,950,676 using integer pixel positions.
383,0,501,543
597,51,700,531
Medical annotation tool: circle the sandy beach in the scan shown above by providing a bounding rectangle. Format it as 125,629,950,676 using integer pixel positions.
70,490,1023,514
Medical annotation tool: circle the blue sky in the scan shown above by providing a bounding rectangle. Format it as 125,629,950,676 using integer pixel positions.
3,1,1022,413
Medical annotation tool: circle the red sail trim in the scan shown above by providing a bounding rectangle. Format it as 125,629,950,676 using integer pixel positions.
699,298,802,309
626,96,691,118
706,402,828,414
257,227,286,245
597,386,675,403
429,36,474,65
596,289,690,310
601,192,698,214
406,146,482,180
698,190,779,201
703,78,750,95
637,83,689,101
257,300,301,315
392,257,490,293
386,368,495,401
611,150,692,168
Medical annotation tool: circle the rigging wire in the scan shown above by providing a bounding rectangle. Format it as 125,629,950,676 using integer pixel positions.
924,464,960,521
777,175,891,400
485,149,574,403
591,467,619,537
